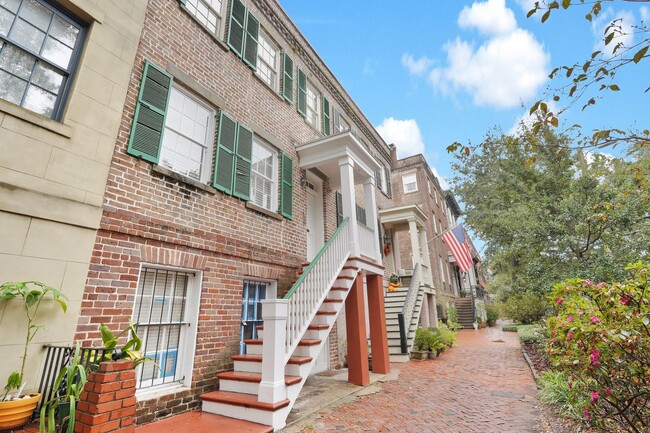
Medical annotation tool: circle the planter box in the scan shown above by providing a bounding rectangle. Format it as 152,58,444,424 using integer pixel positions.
427,351,438,359
410,350,428,361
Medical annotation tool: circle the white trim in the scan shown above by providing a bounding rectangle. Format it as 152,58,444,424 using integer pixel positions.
402,173,417,193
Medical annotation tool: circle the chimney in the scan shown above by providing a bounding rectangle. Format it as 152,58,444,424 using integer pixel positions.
389,144,398,170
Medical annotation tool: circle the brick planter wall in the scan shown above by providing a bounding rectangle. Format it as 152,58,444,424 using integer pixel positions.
75,360,136,433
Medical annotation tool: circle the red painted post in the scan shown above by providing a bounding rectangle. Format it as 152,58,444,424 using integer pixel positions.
367,274,390,374
345,273,370,386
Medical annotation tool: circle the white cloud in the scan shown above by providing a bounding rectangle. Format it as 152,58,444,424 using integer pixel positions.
514,0,536,15
375,118,425,158
592,8,636,57
458,0,517,36
430,29,549,109
429,165,450,190
508,100,558,136
401,53,434,76
363,58,376,76
641,6,649,23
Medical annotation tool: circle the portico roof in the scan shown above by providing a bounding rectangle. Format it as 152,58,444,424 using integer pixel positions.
378,205,428,232
296,131,381,189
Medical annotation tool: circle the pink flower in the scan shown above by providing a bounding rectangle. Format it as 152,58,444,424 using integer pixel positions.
584,410,590,422
605,388,612,395
590,316,601,323
583,280,594,287
596,282,605,288
556,297,564,305
620,297,630,305
567,332,574,339
591,391,600,403
590,348,601,366
578,310,584,317
567,315,573,322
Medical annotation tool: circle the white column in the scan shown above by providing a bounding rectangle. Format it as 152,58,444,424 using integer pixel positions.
419,230,433,286
393,230,402,272
363,176,380,262
420,294,430,328
258,299,289,404
339,157,359,257
408,219,420,268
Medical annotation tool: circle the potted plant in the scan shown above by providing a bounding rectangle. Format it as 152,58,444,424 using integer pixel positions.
411,328,430,361
473,321,479,330
40,343,87,433
0,281,67,430
426,327,446,358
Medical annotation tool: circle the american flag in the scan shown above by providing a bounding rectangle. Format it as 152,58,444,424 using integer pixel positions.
441,225,473,273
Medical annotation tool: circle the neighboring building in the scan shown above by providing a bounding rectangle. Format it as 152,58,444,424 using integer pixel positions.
69,0,390,429
0,0,149,389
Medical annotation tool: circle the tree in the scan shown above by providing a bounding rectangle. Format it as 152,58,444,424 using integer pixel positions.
451,126,649,322
527,0,650,148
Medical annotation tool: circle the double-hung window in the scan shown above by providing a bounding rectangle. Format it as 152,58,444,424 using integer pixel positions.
305,80,320,129
402,173,417,193
161,86,215,183
250,137,277,211
0,0,84,119
256,29,279,91
332,108,349,134
183,0,224,36
133,267,200,391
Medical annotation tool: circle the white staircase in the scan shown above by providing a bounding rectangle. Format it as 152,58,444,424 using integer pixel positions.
384,264,425,362
201,218,369,431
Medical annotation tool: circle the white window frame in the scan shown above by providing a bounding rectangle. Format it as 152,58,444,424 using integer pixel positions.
439,256,446,283
402,173,417,193
250,137,278,211
183,0,225,37
255,28,279,91
133,265,202,397
305,79,320,130
333,107,350,134
160,85,215,184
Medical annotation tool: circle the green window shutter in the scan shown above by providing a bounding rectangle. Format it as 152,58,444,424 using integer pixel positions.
375,168,383,191
127,61,172,164
233,124,253,201
178,0,187,5
213,112,238,194
227,0,246,58
321,95,330,136
385,166,392,197
296,68,306,118
279,153,293,219
282,52,294,104
336,191,343,227
356,204,367,226
242,11,259,69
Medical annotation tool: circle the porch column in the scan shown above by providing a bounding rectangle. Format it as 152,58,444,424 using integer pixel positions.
431,293,439,328
345,273,369,385
367,274,390,374
363,176,380,262
258,299,289,403
392,229,402,272
339,157,360,257
420,294,430,328
408,218,421,268
419,229,433,286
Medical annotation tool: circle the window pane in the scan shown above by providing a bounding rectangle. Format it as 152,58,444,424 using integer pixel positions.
23,84,56,116
31,61,63,93
49,15,79,48
9,18,46,52
19,0,52,32
0,69,27,104
0,42,35,79
41,35,72,69
0,0,21,14
0,7,16,37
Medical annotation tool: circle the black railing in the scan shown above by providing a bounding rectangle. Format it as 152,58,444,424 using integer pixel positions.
36,345,112,418
397,313,407,354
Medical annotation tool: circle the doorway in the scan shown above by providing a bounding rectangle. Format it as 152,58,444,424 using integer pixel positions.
305,174,324,261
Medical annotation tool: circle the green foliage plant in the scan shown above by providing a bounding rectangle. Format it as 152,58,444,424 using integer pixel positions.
437,322,457,347
517,324,546,346
0,281,67,400
99,322,148,367
537,370,589,422
413,328,430,352
486,304,499,327
445,306,462,331
501,324,519,332
426,327,446,352
546,262,650,433
39,343,87,433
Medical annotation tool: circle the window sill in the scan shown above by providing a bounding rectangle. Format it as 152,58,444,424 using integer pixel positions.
0,99,72,138
151,165,217,194
246,202,283,220
136,383,190,401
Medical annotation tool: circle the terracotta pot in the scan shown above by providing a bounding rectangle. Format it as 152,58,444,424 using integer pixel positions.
427,351,438,359
0,393,41,430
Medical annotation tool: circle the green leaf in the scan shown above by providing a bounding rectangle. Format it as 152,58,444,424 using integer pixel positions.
633,46,648,64
541,10,551,23
585,12,592,22
604,32,615,46
562,0,570,9
609,84,620,91
527,8,536,18
549,1,559,9
643,316,649,326
553,95,560,102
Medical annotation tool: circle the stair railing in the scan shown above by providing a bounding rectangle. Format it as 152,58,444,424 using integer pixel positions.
282,217,351,361
399,263,422,352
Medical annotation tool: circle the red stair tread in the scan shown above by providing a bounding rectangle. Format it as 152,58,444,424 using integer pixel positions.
256,324,329,330
135,411,272,433
316,310,336,315
323,298,343,303
216,371,301,386
330,286,349,291
243,338,321,346
201,390,290,412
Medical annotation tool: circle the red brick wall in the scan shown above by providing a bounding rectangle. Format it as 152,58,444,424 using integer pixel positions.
75,360,136,433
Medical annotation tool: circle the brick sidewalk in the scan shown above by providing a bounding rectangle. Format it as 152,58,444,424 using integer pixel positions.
299,327,543,433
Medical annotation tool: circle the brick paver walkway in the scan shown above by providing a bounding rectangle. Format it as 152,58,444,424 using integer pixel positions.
301,327,543,433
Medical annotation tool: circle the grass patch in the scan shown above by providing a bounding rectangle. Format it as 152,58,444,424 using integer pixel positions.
537,371,588,422
501,324,519,332
517,324,545,345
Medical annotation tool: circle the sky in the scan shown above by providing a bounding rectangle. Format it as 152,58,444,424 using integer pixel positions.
278,0,649,191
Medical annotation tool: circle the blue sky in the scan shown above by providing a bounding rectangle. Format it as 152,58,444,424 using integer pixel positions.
279,0,649,189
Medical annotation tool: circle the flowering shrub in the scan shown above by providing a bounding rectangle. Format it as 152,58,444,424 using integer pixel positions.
546,262,650,433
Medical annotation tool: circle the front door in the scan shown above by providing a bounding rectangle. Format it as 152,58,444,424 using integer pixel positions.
239,280,267,354
305,175,324,261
